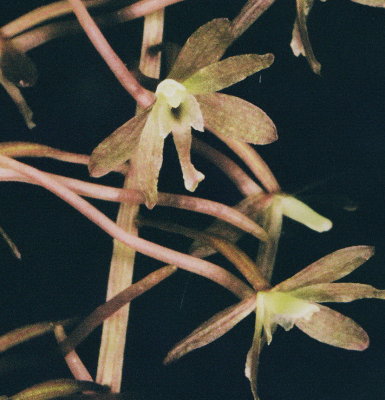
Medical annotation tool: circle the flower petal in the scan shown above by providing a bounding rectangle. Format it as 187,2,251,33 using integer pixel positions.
168,19,233,82
279,194,332,232
274,246,375,292
190,193,271,258
295,304,369,350
245,330,262,400
172,126,205,192
292,0,321,75
183,53,274,94
197,93,277,144
164,295,256,365
89,108,151,178
137,104,168,208
290,282,385,303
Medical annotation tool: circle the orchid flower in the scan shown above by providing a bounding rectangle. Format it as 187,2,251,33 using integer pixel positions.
89,19,277,208
163,245,385,400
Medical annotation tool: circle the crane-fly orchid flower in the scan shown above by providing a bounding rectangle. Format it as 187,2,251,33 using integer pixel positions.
89,19,277,208
163,246,385,400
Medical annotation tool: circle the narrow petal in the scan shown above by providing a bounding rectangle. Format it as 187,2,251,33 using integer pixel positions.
351,0,385,6
290,282,385,303
183,53,274,94
279,195,332,232
295,304,369,350
168,19,233,82
274,246,375,292
172,126,205,192
197,93,277,144
293,0,321,74
164,295,256,364
180,93,204,132
137,105,167,208
245,297,264,400
89,108,150,177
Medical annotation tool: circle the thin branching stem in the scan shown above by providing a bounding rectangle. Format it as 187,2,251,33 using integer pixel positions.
60,266,177,355
54,325,94,382
67,0,154,108
192,137,261,197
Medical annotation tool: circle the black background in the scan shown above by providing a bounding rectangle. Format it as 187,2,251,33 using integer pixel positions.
0,1,384,399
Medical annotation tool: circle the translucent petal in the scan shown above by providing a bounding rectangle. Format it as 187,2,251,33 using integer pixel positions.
89,108,151,177
172,126,204,192
197,93,277,144
183,53,274,94
164,296,256,365
295,304,369,350
279,195,332,232
168,19,233,82
274,246,375,292
290,282,385,303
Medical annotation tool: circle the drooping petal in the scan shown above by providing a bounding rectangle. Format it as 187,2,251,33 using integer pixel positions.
291,0,321,75
89,108,151,177
183,53,274,94
351,0,385,6
290,282,385,303
295,304,369,350
172,126,205,192
245,318,263,400
164,295,256,365
197,93,277,144
137,104,168,208
274,246,375,292
279,194,332,232
168,19,233,82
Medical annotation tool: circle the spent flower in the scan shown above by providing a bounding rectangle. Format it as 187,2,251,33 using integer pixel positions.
89,19,277,208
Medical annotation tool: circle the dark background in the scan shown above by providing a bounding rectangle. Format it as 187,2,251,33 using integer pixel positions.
0,1,384,399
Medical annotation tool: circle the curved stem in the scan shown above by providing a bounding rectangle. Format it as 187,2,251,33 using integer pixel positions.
1,0,112,38
0,157,252,300
67,0,154,108
212,132,280,193
192,137,261,197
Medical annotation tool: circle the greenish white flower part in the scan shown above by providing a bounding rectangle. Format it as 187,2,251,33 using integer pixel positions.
137,79,205,207
277,194,332,232
256,290,320,344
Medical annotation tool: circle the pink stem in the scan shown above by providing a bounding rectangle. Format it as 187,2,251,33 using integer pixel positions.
0,156,252,299
192,137,261,197
67,0,155,108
